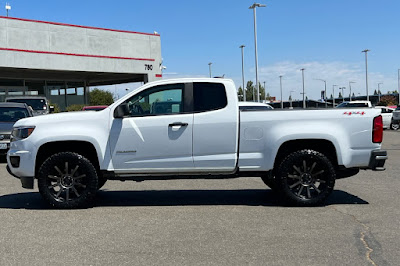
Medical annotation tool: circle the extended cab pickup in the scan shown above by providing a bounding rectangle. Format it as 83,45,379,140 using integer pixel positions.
7,78,387,208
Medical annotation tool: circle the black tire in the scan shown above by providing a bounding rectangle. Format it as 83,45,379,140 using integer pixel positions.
260,173,280,193
37,152,98,209
276,149,336,206
97,176,107,190
391,123,399,130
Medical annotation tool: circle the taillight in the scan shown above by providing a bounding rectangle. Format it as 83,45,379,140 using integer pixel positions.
372,115,383,143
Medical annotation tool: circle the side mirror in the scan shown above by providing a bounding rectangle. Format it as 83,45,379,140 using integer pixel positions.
114,103,130,118
49,106,55,113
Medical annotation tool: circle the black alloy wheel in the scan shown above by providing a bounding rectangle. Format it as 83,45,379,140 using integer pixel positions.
276,149,336,206
38,152,98,209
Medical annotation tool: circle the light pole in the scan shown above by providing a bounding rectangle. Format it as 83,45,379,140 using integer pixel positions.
249,2,266,102
349,81,356,101
315,79,327,108
208,62,212,78
5,3,11,17
279,75,283,109
340,87,346,102
398,69,400,92
362,49,370,101
300,68,306,108
332,85,338,107
239,45,246,101
378,82,383,102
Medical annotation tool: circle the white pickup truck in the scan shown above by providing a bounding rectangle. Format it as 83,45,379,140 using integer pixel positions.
7,78,387,208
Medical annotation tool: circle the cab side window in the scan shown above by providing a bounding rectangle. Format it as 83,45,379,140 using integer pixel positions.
125,84,184,116
193,82,227,112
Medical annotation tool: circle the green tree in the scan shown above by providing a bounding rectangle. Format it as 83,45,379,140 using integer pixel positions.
338,92,342,98
243,81,269,102
89,88,114,106
237,86,244,101
246,81,255,101
66,104,85,112
377,95,398,106
48,101,61,113
373,89,378,95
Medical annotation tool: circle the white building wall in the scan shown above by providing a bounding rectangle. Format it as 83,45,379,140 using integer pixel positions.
0,16,162,82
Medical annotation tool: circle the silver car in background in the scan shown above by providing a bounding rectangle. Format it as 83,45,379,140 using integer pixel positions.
391,106,400,130
5,96,53,116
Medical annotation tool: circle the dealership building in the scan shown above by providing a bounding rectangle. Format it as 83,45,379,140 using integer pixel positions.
0,16,162,110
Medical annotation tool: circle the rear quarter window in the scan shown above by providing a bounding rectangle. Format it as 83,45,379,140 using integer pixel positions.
193,82,227,112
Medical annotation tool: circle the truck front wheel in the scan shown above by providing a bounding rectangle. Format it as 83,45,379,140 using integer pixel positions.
276,149,336,206
260,172,280,193
37,152,98,209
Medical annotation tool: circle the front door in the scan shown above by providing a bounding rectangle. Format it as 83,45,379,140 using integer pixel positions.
110,83,194,174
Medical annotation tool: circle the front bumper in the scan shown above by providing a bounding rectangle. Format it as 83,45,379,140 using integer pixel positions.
367,150,387,171
6,165,34,189
7,140,37,189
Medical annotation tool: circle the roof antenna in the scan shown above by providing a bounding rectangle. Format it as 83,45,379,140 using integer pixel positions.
5,2,11,17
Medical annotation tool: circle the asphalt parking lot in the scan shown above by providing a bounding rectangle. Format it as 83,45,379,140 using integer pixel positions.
1,131,400,266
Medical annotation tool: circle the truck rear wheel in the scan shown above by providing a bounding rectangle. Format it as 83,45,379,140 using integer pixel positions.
276,149,335,206
37,152,98,209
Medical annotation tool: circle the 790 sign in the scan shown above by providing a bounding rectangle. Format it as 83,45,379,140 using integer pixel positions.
145,64,153,71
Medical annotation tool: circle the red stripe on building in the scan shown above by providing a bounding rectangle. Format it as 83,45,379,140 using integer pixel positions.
155,74,162,78
0,16,160,36
0,47,155,61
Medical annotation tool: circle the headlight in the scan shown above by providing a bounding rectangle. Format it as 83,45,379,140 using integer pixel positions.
11,126,35,142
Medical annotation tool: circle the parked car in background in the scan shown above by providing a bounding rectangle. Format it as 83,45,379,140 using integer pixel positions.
238,102,274,111
336,101,372,108
82,105,108,111
0,102,33,154
6,96,53,116
374,106,395,129
391,106,400,130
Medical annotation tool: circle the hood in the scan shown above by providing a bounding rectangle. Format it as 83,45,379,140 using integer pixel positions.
13,109,111,128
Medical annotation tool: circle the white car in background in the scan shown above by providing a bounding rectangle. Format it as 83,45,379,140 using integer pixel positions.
238,102,274,111
374,106,395,129
336,101,372,108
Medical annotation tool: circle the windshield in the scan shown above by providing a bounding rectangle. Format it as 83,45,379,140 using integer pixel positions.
0,107,30,122
7,99,47,111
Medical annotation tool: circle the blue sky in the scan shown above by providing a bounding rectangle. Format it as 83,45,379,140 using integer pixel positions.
5,0,400,100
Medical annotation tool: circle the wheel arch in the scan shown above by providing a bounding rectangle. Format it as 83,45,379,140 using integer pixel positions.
35,141,100,176
273,139,338,173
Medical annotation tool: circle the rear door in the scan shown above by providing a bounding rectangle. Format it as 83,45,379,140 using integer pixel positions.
192,82,239,172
